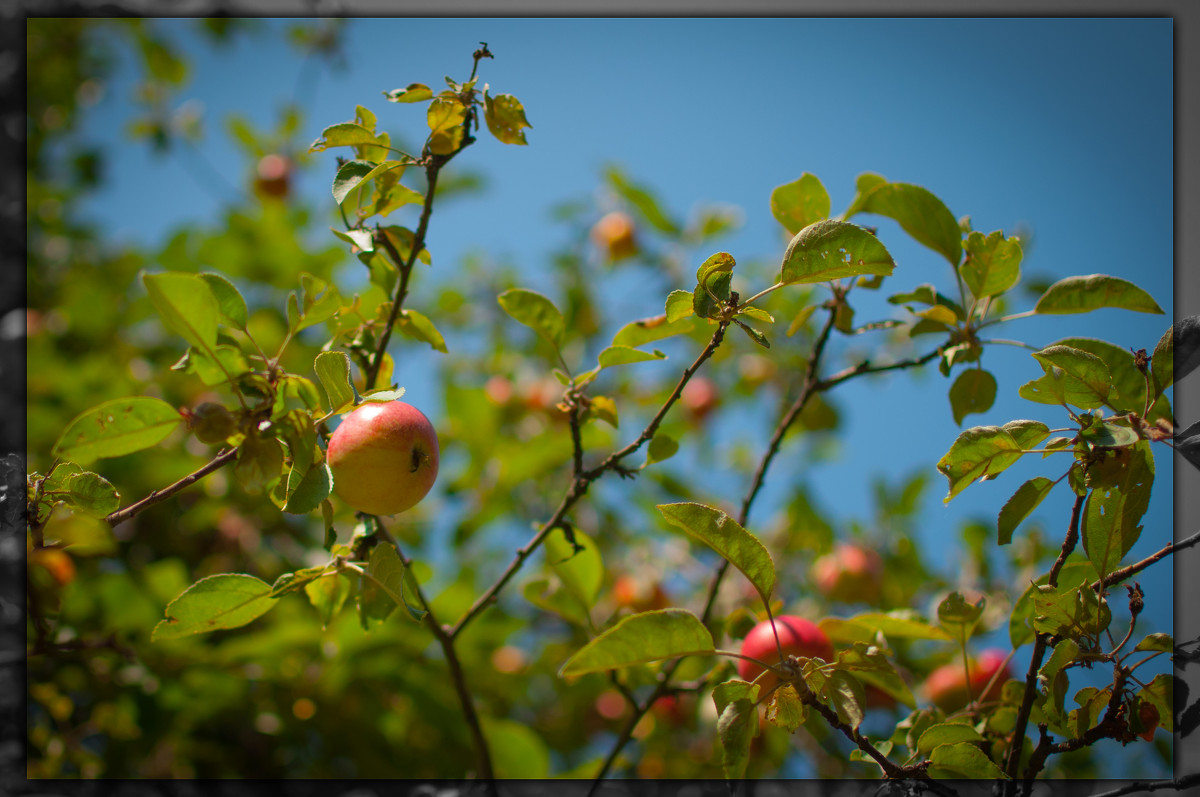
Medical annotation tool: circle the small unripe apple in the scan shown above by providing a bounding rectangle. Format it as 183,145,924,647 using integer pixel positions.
185,402,238,444
326,401,439,516
254,154,291,198
924,648,1011,713
812,544,884,604
590,211,638,261
737,615,835,692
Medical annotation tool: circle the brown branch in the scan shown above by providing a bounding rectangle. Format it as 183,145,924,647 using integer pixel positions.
365,119,475,391
814,347,942,392
1092,528,1200,592
104,447,239,527
450,320,731,640
1022,665,1127,782
1003,492,1086,787
384,527,495,782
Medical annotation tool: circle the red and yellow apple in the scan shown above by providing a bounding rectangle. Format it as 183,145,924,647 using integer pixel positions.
924,648,1011,712
737,615,835,692
812,543,884,604
327,401,439,516
590,211,638,261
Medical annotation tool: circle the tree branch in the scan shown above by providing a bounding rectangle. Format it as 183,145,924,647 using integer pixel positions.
450,320,731,639
1092,528,1200,592
104,447,239,527
1003,492,1086,787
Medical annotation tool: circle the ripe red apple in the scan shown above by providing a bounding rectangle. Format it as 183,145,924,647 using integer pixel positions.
737,615,835,692
590,211,638,261
812,544,884,604
326,401,439,516
924,648,1011,713
254,154,291,198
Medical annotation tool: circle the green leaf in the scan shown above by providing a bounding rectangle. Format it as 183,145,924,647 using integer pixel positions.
937,591,985,643
765,685,808,731
786,304,818,337
1032,582,1112,639
826,670,866,729
588,395,618,428
961,230,1022,299
1134,633,1173,653
917,723,984,757
936,425,1025,502
152,574,277,641
481,718,550,778
739,306,774,324
545,526,602,617
657,502,775,603
331,159,376,204
1010,561,1099,646
268,566,329,599
314,351,356,415
1082,442,1154,580
331,226,375,253
734,319,771,349
646,434,679,465
1004,419,1051,450
305,571,352,629
1040,639,1080,690
998,477,1055,545
143,272,220,352
1051,337,1153,414
949,369,997,426
483,90,532,145
612,315,695,348
834,611,952,642
844,178,962,267
235,434,284,495
929,742,1009,779
309,122,380,153
176,344,250,387
779,220,896,285
712,680,761,780
597,345,666,368
497,288,565,351
559,609,715,676
1034,274,1164,315
199,272,249,329
397,309,448,353
1139,674,1174,733
282,461,332,515
665,289,695,323
383,83,433,103
64,471,121,518
1150,323,1173,400
1021,345,1111,409
53,397,184,464
770,173,831,235
426,97,466,154
358,542,426,627
359,388,407,405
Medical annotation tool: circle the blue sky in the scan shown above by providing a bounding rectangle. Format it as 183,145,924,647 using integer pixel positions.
73,17,1175,775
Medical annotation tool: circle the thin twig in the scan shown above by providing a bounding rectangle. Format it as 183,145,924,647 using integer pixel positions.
1003,492,1086,787
1085,773,1200,797
104,447,239,527
450,320,731,640
1092,528,1200,592
384,528,495,782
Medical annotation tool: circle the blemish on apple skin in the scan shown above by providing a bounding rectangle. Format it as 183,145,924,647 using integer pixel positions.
411,448,422,473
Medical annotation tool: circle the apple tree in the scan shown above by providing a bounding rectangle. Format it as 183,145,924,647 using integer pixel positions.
17,20,1200,792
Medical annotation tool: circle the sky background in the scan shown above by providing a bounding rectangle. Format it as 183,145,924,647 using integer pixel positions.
67,17,1176,775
